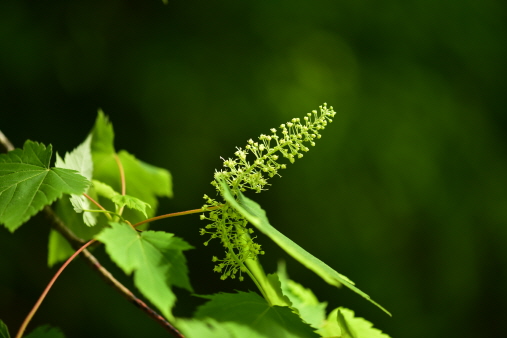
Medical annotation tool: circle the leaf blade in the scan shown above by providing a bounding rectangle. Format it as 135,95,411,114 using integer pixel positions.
219,179,391,316
0,141,89,231
89,112,172,224
177,318,269,338
96,222,193,320
55,135,97,226
195,291,318,338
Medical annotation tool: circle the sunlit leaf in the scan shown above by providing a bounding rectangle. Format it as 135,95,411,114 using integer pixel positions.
96,222,193,320
91,180,151,217
176,318,269,338
90,111,172,224
92,180,118,199
195,291,318,338
219,179,390,316
55,135,97,226
275,262,327,329
111,193,151,218
0,140,89,232
315,308,342,338
336,307,391,338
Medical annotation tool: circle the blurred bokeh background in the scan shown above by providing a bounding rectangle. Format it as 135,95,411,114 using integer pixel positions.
1,0,506,337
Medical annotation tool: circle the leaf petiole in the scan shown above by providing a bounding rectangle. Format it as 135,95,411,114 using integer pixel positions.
113,153,127,216
83,193,112,221
132,205,223,228
81,209,125,222
15,239,96,338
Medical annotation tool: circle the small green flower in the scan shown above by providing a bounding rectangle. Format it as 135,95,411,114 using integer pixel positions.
200,103,336,280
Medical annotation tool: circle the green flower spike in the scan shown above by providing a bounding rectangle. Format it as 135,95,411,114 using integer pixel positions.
200,104,336,280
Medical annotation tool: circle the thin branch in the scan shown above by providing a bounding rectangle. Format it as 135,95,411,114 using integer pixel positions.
0,130,15,152
133,206,222,228
15,240,96,338
0,132,184,338
44,209,184,338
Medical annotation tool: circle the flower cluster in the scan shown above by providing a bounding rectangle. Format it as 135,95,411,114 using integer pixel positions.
200,103,336,280
212,103,336,194
200,195,264,281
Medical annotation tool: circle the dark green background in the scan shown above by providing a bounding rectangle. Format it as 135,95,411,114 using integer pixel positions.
1,1,506,337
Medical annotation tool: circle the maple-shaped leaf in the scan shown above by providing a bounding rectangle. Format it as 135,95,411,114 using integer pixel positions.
0,140,89,232
219,179,391,316
274,262,327,330
92,180,152,218
176,318,269,338
55,135,97,226
338,307,391,338
96,222,193,320
90,111,172,224
111,194,151,218
195,291,319,338
317,307,392,338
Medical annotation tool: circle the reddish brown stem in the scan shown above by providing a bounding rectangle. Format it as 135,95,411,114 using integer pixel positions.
83,192,112,220
132,205,222,228
15,239,96,338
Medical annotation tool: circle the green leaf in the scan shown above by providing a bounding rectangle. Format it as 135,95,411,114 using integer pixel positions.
265,272,292,307
91,109,115,156
195,291,319,338
90,111,172,224
336,307,391,338
275,262,327,330
25,325,65,338
55,135,97,226
92,180,151,218
111,194,151,218
0,320,10,338
92,180,118,199
315,308,342,338
219,179,391,316
0,140,90,232
176,318,269,338
96,222,193,320
55,136,93,180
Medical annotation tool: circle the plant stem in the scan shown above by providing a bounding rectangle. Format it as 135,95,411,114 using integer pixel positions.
232,226,288,307
132,206,222,228
114,153,126,196
0,130,14,152
83,193,112,221
114,153,126,216
15,239,96,338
